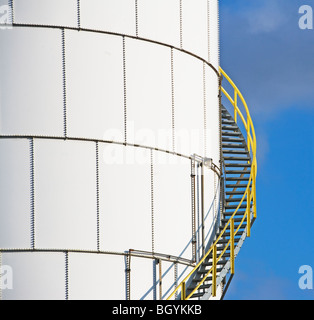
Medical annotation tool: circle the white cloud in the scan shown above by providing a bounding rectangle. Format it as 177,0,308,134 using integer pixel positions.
220,0,314,117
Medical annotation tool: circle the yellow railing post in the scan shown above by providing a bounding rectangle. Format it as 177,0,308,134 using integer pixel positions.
181,282,186,300
246,189,251,237
253,163,257,218
234,90,237,123
212,245,217,297
230,219,235,274
247,118,251,154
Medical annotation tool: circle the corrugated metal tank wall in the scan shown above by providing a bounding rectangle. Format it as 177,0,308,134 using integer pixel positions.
0,0,221,300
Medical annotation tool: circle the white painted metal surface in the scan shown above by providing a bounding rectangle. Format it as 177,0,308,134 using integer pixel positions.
0,0,220,300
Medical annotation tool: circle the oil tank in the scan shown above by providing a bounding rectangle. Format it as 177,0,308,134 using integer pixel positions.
0,0,221,300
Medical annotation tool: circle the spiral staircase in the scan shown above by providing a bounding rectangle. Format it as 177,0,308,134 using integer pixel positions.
167,68,257,300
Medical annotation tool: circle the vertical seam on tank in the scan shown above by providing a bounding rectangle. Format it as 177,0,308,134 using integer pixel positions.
207,0,211,63
150,150,155,254
65,251,69,300
174,262,178,299
179,0,183,49
61,29,67,139
125,253,131,300
217,0,220,66
76,0,81,30
135,0,139,37
96,142,100,252
171,48,175,153
29,138,35,250
8,0,14,24
123,36,127,145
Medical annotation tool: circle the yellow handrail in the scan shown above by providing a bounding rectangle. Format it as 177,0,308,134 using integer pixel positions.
167,67,257,300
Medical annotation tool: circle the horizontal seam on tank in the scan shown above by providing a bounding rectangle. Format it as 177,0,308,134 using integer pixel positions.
6,22,220,77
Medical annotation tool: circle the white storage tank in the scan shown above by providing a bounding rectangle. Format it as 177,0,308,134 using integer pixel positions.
0,0,221,300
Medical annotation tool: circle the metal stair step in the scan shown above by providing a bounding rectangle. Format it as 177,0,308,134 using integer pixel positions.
192,274,215,282
222,144,246,149
197,265,223,275
223,156,251,161
222,137,245,143
225,197,246,202
221,112,233,118
203,259,228,267
222,131,242,136
223,210,247,216
225,204,248,209
225,183,250,188
219,221,246,229
221,217,246,224
197,283,212,290
223,230,245,237
217,237,240,245
225,177,250,181
222,119,235,125
190,292,205,298
225,170,250,174
222,125,239,131
226,190,246,195
224,163,251,167
222,150,248,155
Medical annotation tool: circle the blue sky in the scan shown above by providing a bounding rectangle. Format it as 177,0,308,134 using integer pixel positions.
220,0,314,299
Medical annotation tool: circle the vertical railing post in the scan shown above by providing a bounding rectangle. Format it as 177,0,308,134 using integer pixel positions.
246,188,251,237
181,282,186,300
201,162,205,257
230,219,235,274
159,259,162,300
212,245,217,297
234,90,237,123
253,163,257,219
246,118,251,154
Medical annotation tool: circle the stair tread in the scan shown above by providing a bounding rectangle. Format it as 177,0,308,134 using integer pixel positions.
224,163,251,167
222,150,248,154
190,292,205,298
225,204,248,209
222,137,245,141
224,210,247,216
221,218,247,223
226,190,246,195
224,156,251,161
217,238,240,244
225,176,250,181
222,132,242,136
225,184,251,188
222,144,246,149
225,197,246,202
222,126,239,131
222,119,235,125
225,170,250,174
220,221,247,227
